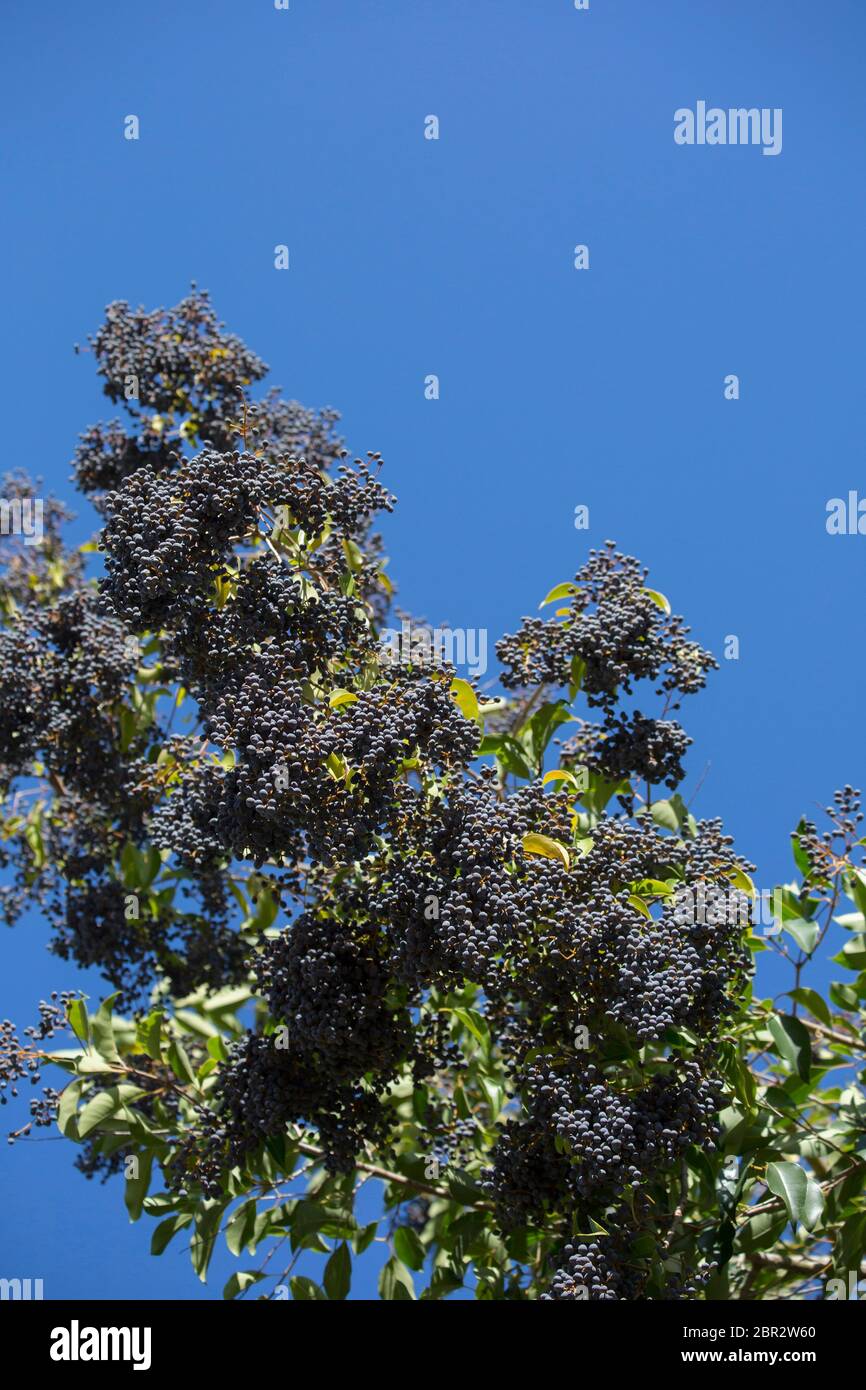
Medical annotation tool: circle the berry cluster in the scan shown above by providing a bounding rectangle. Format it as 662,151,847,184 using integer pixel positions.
1,994,78,1141
0,294,756,1301
497,543,715,800
499,542,716,709
561,710,692,794
72,289,345,510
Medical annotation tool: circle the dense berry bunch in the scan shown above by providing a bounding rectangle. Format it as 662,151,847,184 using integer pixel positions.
171,1030,396,1195
151,666,478,871
73,289,346,514
84,290,267,419
98,446,393,637
257,911,412,1082
71,421,176,512
0,587,136,795
497,541,716,711
561,710,692,794
50,869,244,1002
542,1233,644,1301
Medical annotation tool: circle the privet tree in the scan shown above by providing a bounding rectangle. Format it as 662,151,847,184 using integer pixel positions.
1,292,864,1301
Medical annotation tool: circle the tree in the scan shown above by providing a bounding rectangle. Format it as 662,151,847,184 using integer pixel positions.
1,291,864,1301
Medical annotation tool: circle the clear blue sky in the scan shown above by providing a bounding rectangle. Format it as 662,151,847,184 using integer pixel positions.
1,0,864,1300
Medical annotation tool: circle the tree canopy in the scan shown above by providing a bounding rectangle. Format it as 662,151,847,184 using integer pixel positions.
2,291,864,1301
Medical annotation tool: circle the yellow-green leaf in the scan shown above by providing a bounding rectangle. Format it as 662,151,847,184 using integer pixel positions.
542,769,582,794
727,868,756,899
450,678,479,723
522,833,570,870
539,582,581,609
643,588,671,615
325,751,349,782
328,689,358,710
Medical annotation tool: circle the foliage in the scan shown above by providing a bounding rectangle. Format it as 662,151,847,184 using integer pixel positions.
1,291,864,1301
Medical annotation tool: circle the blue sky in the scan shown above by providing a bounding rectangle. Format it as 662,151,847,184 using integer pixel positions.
1,0,864,1299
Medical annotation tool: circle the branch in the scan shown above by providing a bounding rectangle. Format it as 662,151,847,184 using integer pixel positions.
293,1139,492,1209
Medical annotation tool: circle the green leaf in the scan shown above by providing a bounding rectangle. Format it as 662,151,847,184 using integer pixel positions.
341,537,364,573
379,1256,415,1301
627,894,652,920
91,992,122,1065
737,1210,787,1254
791,825,812,877
290,1276,327,1301
787,988,832,1029
447,1007,489,1051
151,1213,192,1256
67,998,90,1046
124,1151,154,1222
290,1202,356,1253
568,654,586,700
24,817,46,869
226,1200,258,1257
74,1054,119,1076
224,1271,266,1300
323,1242,352,1300
632,878,676,898
447,1168,486,1206
649,800,679,831
783,917,820,956
839,1212,866,1269
353,1221,379,1256
77,1085,145,1138
727,868,756,899
57,1079,85,1137
394,1226,426,1272
768,1013,812,1082
830,981,859,1010
325,750,349,782
488,735,534,781
119,705,137,753
520,700,575,773
765,1161,808,1226
136,1011,163,1062
803,1176,825,1232
648,795,697,837
848,868,866,918
542,769,583,793
412,1084,429,1125
834,912,865,931
166,1039,197,1087
190,1202,226,1282
421,1268,465,1300
832,934,866,971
